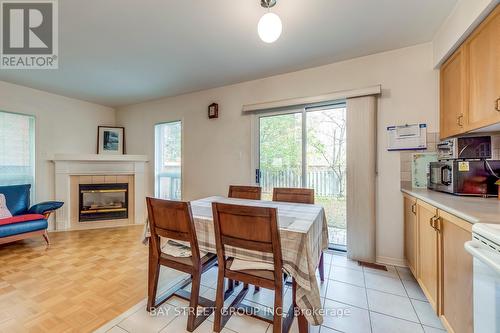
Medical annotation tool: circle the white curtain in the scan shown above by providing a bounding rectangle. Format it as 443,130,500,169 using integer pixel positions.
346,96,377,263
0,111,35,188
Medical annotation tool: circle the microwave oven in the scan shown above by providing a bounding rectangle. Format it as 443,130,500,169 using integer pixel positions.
437,136,491,160
428,160,500,196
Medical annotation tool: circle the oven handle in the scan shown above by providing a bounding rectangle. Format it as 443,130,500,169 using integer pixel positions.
464,240,500,275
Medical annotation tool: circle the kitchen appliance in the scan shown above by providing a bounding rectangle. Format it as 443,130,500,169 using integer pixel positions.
428,160,500,196
464,224,500,333
437,136,491,160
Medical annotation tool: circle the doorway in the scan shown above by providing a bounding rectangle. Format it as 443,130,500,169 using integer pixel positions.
254,103,347,249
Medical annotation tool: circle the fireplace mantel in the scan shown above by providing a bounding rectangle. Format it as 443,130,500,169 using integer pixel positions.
52,154,148,230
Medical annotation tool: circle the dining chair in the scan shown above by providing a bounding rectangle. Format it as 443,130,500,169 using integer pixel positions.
212,202,293,333
227,184,262,291
272,187,325,282
228,185,262,200
146,197,218,332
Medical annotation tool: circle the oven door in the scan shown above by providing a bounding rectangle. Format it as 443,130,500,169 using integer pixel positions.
465,240,500,333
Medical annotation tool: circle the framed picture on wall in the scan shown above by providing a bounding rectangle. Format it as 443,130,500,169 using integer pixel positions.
97,126,125,155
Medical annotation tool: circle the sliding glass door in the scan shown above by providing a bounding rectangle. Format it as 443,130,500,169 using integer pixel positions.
255,104,347,248
155,121,181,200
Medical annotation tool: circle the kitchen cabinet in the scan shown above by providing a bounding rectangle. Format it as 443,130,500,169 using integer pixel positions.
465,5,500,130
439,5,500,139
438,210,473,333
403,194,418,276
402,195,474,333
416,200,439,312
440,46,467,139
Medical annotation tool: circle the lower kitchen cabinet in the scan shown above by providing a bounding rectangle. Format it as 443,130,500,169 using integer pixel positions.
403,195,474,333
403,194,417,276
439,210,473,333
416,199,439,312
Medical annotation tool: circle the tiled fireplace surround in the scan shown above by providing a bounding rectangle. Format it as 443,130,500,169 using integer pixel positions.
52,154,148,230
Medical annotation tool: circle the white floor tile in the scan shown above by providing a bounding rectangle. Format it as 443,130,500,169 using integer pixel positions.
329,266,365,287
322,299,371,333
370,312,424,333
411,299,444,329
325,280,368,309
318,326,343,333
367,289,419,323
422,325,446,333
331,255,363,271
118,304,178,333
200,267,219,288
224,311,270,333
159,312,234,333
402,280,427,301
318,278,328,298
396,267,417,282
364,272,406,296
363,265,399,279
285,318,320,333
106,326,128,333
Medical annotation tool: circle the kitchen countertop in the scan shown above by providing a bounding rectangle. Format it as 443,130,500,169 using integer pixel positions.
401,183,500,224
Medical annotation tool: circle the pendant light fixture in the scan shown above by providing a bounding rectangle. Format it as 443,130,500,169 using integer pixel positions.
258,0,282,43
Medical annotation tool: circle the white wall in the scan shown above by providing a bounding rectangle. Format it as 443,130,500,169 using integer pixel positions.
116,42,439,264
0,81,115,210
432,0,498,67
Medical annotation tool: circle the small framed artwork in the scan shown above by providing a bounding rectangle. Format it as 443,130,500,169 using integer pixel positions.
208,103,218,119
97,126,125,155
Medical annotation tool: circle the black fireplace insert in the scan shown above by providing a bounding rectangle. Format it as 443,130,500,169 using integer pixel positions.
79,183,128,222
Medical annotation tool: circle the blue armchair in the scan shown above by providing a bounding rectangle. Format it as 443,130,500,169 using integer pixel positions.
0,184,63,246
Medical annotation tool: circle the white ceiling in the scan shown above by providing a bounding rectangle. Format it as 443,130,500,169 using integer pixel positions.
0,0,457,107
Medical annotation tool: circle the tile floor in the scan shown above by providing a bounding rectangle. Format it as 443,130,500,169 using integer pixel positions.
96,252,446,333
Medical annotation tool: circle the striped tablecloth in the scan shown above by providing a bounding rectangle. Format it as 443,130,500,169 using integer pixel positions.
145,196,328,325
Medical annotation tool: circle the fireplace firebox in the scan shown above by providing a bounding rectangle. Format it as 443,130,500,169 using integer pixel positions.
79,183,128,222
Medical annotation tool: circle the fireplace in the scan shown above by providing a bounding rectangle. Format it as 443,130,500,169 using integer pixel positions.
79,183,128,222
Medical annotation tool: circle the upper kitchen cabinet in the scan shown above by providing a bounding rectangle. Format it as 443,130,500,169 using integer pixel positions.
440,5,500,139
440,46,467,139
465,5,500,131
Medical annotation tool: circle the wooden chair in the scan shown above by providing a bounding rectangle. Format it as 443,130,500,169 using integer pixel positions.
227,185,263,291
272,187,325,282
212,202,294,333
146,197,218,332
228,185,262,200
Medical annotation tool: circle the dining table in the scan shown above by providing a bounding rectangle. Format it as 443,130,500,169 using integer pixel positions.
144,195,329,332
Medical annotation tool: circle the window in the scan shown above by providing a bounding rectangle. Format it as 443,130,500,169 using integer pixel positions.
155,121,181,199
0,111,35,189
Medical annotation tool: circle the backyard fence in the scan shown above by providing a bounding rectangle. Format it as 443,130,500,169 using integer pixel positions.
260,169,344,197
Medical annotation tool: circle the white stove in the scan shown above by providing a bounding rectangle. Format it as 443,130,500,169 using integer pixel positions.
465,223,500,333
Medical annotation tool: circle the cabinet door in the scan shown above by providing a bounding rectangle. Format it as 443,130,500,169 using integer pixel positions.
417,200,439,312
440,46,467,139
439,211,473,333
465,5,500,130
403,195,417,277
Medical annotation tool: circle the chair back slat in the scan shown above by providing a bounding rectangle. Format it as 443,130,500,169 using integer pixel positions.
272,188,314,204
212,202,281,256
146,197,200,263
228,185,262,200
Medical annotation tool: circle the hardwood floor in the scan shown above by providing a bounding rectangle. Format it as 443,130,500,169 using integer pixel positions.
0,225,148,332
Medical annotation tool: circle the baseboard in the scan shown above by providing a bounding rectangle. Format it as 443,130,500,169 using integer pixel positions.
376,255,407,267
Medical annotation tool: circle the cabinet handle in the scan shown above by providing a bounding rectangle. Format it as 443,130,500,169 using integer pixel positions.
429,216,436,229
456,114,464,127
435,217,442,233
411,203,416,215
496,98,500,112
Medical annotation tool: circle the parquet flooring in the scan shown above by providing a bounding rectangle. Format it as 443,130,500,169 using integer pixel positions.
0,225,148,333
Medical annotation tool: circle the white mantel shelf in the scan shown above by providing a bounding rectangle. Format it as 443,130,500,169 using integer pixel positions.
52,154,148,162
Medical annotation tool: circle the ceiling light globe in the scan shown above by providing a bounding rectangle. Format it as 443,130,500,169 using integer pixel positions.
258,12,282,43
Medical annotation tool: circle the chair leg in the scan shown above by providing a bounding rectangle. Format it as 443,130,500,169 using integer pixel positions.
147,244,160,311
186,271,201,332
318,252,325,282
213,269,225,332
42,230,50,246
273,283,283,333
255,286,260,292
